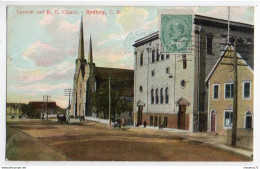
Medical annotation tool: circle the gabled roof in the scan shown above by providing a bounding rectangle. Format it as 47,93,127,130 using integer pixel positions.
205,45,254,85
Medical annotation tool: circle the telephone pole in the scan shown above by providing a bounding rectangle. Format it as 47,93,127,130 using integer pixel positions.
231,39,238,146
43,95,51,120
109,77,111,128
64,88,74,122
221,38,248,146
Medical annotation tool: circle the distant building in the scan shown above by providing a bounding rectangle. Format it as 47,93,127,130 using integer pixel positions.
70,16,134,118
133,14,253,132
29,101,56,115
6,103,26,116
205,46,253,135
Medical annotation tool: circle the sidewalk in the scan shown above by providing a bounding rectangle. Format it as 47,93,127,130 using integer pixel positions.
84,118,253,158
127,125,253,158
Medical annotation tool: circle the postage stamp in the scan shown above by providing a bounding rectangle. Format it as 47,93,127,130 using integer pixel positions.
160,15,192,53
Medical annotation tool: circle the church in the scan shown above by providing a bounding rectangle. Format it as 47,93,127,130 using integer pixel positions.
70,16,134,119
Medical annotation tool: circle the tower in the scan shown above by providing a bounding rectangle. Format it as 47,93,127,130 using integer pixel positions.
85,35,96,116
70,15,88,118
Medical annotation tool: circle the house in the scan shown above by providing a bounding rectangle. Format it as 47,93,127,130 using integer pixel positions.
205,45,254,136
133,12,253,132
70,16,134,119
6,103,26,117
29,101,57,115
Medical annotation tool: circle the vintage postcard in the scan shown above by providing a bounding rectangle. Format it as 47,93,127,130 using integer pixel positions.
4,5,255,162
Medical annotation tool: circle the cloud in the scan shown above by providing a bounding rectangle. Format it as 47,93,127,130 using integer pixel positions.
116,7,149,33
22,41,72,67
11,83,71,93
11,61,75,82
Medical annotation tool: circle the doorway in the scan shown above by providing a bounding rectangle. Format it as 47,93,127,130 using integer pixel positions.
178,105,186,129
137,106,143,126
211,110,216,132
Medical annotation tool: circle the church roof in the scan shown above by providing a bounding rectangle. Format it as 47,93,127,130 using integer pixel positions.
95,67,134,97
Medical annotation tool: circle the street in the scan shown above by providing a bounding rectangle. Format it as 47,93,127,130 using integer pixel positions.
6,119,252,161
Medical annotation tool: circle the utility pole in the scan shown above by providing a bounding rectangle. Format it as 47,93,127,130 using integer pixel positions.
231,39,238,146
221,38,248,146
64,88,73,122
43,95,51,120
109,76,111,128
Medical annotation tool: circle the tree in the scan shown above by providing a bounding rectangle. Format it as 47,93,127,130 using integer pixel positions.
91,83,133,121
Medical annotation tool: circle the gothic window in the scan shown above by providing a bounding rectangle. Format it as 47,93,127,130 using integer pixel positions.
150,116,153,126
160,88,163,104
151,70,155,77
140,53,143,66
151,89,154,104
152,50,155,63
182,54,187,69
139,86,143,92
166,67,169,74
165,87,169,104
161,54,164,60
245,111,252,128
156,49,159,61
207,34,213,54
155,88,159,104
181,80,186,88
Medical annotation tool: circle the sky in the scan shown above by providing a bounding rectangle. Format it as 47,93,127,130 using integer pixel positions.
6,6,254,108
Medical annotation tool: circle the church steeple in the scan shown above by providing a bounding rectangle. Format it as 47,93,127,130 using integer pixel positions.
78,15,85,60
88,34,93,64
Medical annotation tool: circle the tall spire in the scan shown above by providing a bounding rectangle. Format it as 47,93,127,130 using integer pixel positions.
78,15,85,60
88,34,93,64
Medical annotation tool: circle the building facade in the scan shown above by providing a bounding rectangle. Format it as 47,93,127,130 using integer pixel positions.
206,46,254,136
133,13,253,132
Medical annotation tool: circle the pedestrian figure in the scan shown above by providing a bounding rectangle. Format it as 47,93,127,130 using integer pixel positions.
144,121,147,128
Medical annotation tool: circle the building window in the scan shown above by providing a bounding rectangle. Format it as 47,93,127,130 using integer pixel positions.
151,70,155,77
160,88,164,104
224,110,233,127
182,54,187,69
247,38,252,45
156,49,159,61
213,84,219,99
243,81,251,99
221,35,227,50
151,89,154,104
154,116,158,127
225,83,234,99
139,86,143,92
161,54,164,60
166,67,169,74
150,116,153,126
164,117,168,127
155,89,159,104
166,54,170,59
140,53,143,66
152,50,155,63
245,111,252,128
181,80,186,88
165,87,169,104
207,34,213,54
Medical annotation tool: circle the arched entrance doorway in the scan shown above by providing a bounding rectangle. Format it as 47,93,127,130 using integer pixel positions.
245,111,252,128
137,100,145,126
176,97,190,130
210,110,216,132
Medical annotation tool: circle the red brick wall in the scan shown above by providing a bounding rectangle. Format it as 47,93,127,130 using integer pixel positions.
142,113,190,130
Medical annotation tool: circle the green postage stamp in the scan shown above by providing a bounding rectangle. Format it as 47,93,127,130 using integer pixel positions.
161,15,192,53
